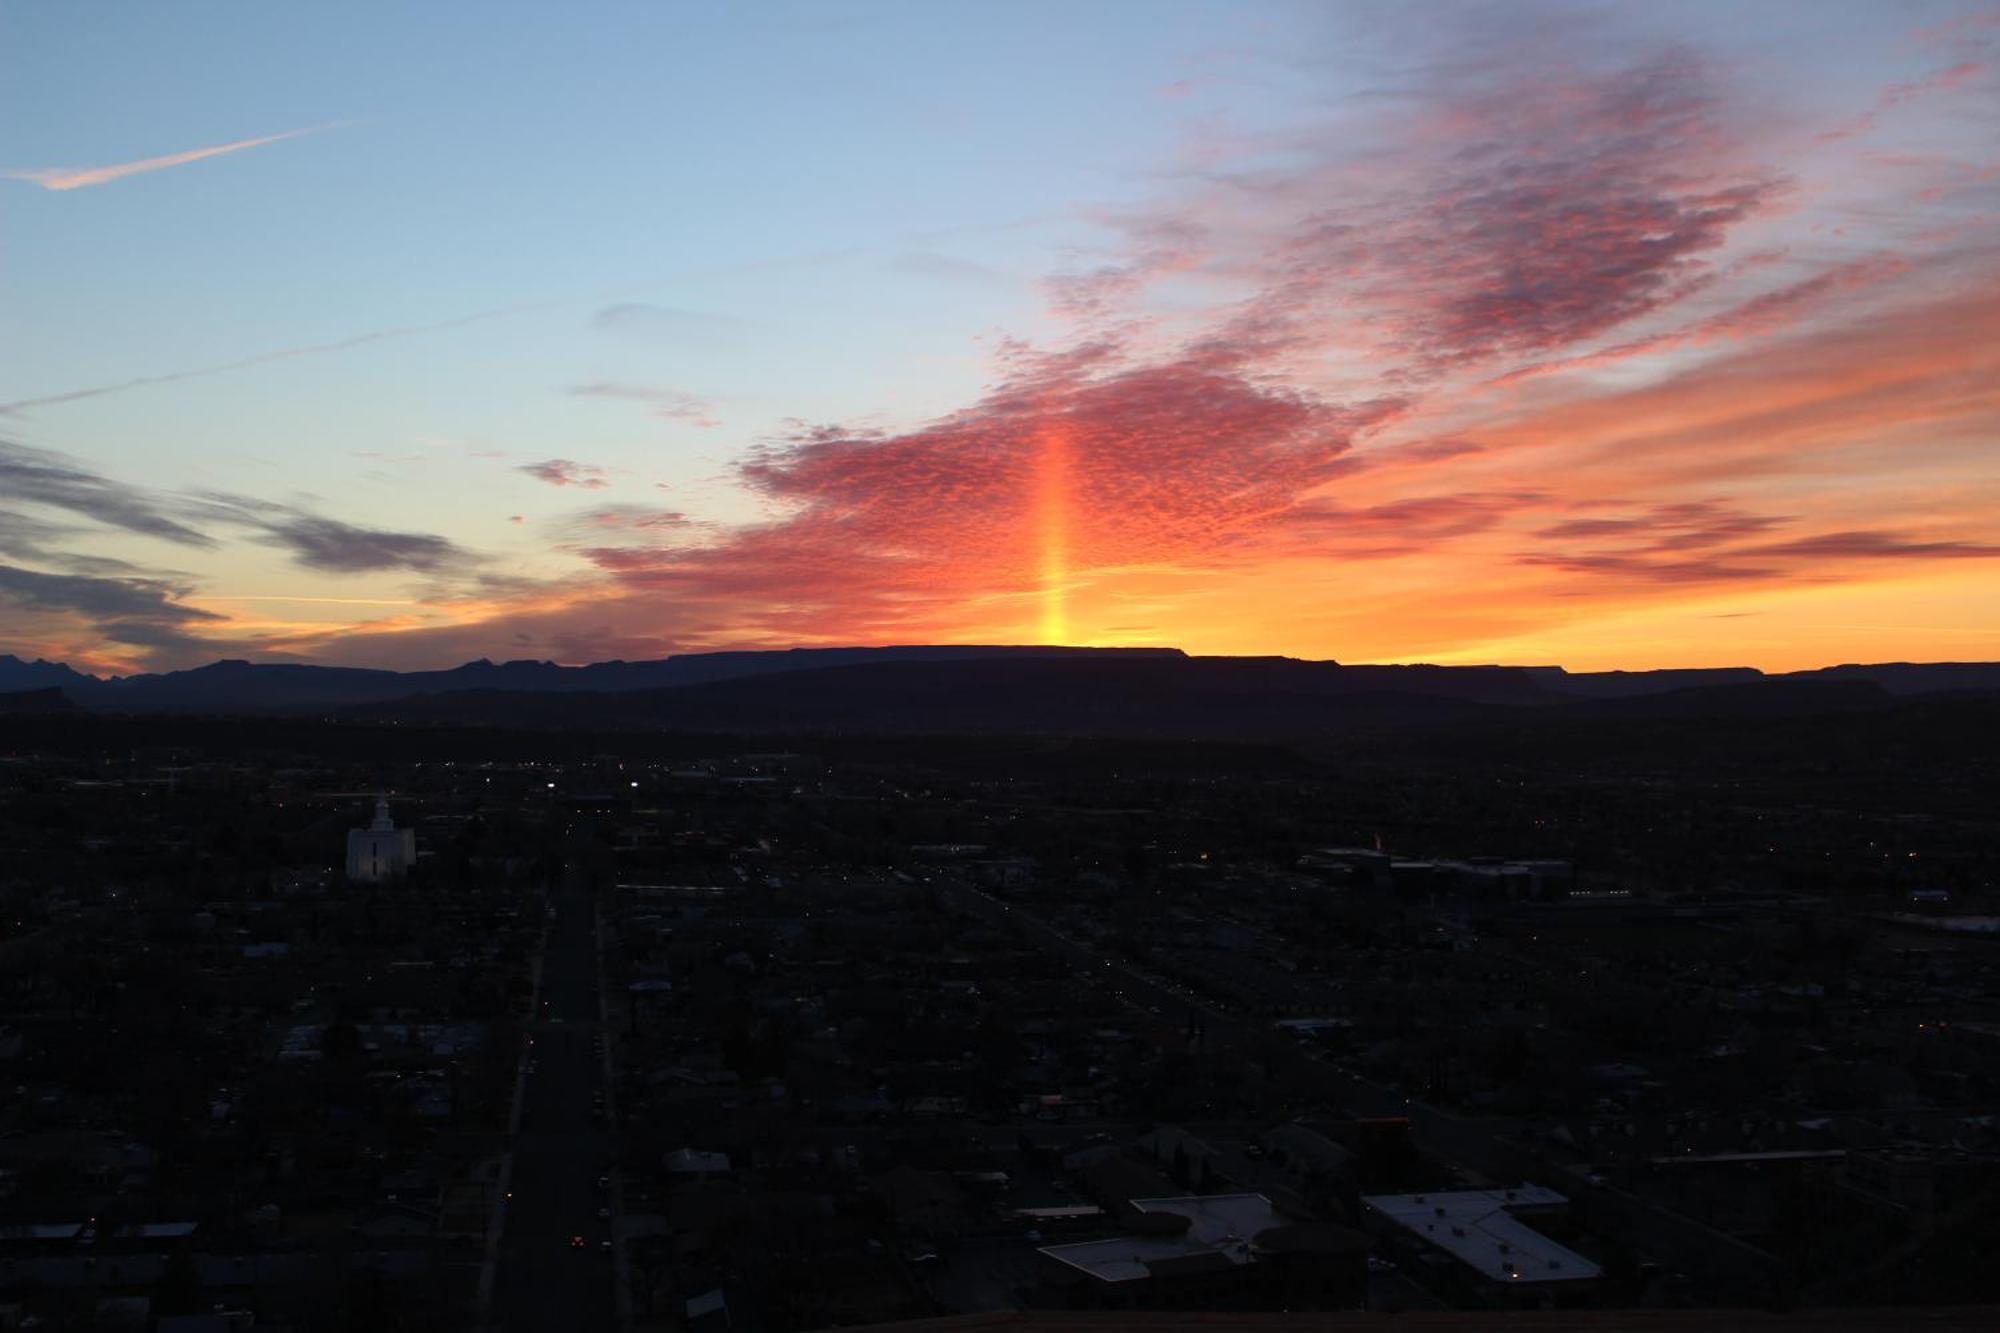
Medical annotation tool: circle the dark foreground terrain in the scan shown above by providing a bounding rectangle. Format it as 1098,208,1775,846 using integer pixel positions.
1,690,1996,1329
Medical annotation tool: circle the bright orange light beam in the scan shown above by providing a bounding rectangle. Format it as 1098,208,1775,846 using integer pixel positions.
1035,421,1071,644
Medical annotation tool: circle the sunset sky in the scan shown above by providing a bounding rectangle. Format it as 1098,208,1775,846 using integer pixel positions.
3,1,1997,674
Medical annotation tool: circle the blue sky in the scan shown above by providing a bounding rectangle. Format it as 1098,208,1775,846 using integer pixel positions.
5,3,1278,539
3,2,1997,671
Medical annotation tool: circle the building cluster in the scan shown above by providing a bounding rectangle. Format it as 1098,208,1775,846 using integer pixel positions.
0,752,542,1331
0,722,1994,1329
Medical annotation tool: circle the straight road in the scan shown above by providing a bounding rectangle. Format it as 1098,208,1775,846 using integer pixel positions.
492,864,616,1331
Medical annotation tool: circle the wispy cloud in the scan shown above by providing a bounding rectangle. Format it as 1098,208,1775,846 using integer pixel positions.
518,459,610,489
201,502,475,575
0,440,215,547
589,303,742,343
0,440,497,667
0,302,548,415
569,382,719,428
0,562,229,662
4,124,333,192
1816,60,1987,144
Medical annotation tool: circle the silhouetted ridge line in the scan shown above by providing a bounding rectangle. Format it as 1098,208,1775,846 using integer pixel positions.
2,648,1996,724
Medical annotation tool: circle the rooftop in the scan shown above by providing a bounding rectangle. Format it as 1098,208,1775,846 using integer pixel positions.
1363,1185,1600,1285
1038,1193,1283,1285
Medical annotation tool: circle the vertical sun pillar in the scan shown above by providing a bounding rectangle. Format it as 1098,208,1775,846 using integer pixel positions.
1036,422,1071,644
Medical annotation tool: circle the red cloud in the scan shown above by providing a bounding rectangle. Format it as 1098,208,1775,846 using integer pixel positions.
1750,530,2000,561
1817,60,1988,144
575,353,1402,644
1535,501,1790,552
1138,46,1786,382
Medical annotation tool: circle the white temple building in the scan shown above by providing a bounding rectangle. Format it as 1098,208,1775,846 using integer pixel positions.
346,797,416,882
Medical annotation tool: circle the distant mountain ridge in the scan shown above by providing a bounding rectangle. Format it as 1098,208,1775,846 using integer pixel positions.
0,687,80,717
0,645,1185,714
1,646,1996,728
341,655,1560,734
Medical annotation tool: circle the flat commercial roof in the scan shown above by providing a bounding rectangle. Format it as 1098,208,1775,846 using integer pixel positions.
1039,1234,1228,1284
1128,1194,1281,1252
1364,1186,1600,1285
666,1149,731,1174
1039,1193,1281,1285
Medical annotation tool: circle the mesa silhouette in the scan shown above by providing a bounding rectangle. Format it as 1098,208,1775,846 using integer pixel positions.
7,645,1997,736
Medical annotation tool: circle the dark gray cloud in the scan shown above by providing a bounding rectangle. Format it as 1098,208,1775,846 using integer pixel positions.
0,562,224,627
255,513,469,573
0,440,215,546
0,507,75,560
0,440,483,665
182,492,476,574
518,458,609,489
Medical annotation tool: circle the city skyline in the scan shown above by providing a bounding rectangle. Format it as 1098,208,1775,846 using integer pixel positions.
5,1,1999,674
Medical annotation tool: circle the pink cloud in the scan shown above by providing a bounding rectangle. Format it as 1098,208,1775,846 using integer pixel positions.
1817,61,1988,143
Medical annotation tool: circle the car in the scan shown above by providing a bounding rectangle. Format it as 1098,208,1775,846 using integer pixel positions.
569,1235,585,1249
597,1174,611,1188
1367,1256,1397,1274
596,1206,611,1219
599,1240,612,1254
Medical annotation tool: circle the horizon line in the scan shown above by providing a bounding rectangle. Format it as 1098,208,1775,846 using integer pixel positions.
2,642,1980,683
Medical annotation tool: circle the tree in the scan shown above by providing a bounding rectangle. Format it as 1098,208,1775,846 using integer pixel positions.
153,1243,204,1317
321,1021,364,1061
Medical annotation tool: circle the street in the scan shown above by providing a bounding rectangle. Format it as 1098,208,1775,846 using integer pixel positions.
491,865,617,1332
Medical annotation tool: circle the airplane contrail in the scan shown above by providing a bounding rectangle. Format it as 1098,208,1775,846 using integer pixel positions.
4,124,334,191
0,302,558,415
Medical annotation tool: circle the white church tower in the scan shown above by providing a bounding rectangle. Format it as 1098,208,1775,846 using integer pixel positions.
346,796,416,883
